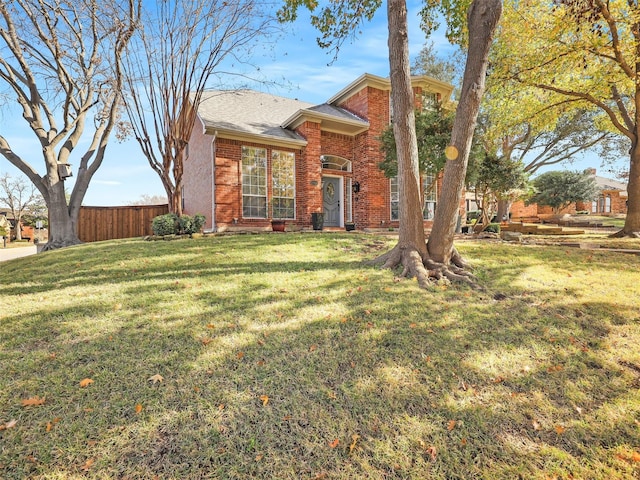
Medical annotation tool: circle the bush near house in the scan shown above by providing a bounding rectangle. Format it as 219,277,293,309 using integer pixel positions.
151,213,206,236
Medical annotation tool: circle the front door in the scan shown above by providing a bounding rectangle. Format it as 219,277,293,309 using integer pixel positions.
323,177,341,227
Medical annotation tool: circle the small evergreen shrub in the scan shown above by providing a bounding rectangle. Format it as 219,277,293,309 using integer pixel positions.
152,213,179,236
484,223,501,233
151,213,206,236
177,214,206,235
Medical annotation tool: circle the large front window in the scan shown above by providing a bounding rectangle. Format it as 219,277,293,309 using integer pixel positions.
423,174,437,220
390,177,399,221
390,175,437,221
272,151,295,219
242,146,267,218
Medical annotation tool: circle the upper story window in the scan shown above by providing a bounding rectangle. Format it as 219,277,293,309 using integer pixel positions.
321,155,351,172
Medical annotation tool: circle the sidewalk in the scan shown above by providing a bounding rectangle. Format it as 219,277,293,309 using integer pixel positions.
0,244,38,262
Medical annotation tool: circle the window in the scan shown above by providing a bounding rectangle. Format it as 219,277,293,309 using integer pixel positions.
423,174,437,220
598,195,605,214
242,146,267,218
605,195,611,213
272,151,295,219
592,200,598,213
321,155,351,172
346,178,353,223
390,176,399,221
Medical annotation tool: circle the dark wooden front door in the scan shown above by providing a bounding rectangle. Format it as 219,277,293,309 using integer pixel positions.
323,177,341,227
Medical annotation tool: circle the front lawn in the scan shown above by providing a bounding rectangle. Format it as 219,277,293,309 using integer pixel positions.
1,233,639,479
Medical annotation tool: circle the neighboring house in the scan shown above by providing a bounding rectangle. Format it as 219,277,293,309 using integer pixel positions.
183,73,456,232
511,168,628,219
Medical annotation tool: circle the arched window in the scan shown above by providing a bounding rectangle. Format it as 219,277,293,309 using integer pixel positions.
321,155,351,172
605,195,612,213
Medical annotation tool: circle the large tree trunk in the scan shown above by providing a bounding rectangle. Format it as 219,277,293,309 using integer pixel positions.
496,197,511,222
614,142,640,237
427,0,502,264
374,0,432,286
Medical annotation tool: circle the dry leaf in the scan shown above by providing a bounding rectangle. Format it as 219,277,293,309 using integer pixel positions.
22,396,46,407
237,351,244,359
259,395,269,406
447,420,456,431
255,454,263,461
309,345,317,352
46,422,52,432
632,452,640,462
79,378,94,388
460,438,468,446
409,323,417,328
349,434,360,453
426,445,437,461
148,374,164,384
554,425,566,434
1,419,17,430
532,420,541,431
81,458,95,471
218,404,225,411
201,337,213,345
329,438,340,449
206,323,215,329
135,404,143,414
256,360,265,366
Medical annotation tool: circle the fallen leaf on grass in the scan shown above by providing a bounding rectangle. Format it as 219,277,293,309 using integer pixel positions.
425,445,437,461
532,420,541,431
135,404,143,414
255,454,263,461
349,434,360,453
201,337,213,345
615,451,640,463
81,458,95,471
22,396,46,407
148,374,164,384
554,425,566,434
447,420,456,431
309,345,317,352
79,378,94,388
236,351,244,359
329,439,340,449
259,395,269,406
0,419,17,430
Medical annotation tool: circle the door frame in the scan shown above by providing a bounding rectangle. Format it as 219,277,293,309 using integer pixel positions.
322,175,343,227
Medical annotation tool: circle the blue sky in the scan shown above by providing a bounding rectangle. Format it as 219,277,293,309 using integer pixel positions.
0,1,626,206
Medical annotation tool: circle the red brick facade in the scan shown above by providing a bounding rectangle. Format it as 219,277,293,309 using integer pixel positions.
182,74,456,231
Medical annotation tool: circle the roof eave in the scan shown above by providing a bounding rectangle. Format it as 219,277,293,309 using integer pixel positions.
283,110,369,136
205,126,307,148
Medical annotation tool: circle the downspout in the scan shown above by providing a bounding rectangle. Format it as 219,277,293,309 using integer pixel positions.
207,131,218,232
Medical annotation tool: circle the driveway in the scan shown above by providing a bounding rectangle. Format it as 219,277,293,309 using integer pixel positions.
0,244,38,262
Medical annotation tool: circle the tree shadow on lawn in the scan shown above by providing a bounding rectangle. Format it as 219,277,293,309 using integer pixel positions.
2,235,639,478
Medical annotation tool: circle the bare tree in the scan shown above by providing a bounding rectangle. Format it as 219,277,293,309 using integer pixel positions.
122,0,278,215
0,0,140,250
0,173,40,240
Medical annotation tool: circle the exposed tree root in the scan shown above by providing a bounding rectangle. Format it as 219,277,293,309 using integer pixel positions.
609,229,640,239
371,243,478,289
41,238,82,251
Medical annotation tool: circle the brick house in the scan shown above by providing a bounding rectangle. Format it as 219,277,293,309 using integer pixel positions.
182,73,455,232
510,168,628,219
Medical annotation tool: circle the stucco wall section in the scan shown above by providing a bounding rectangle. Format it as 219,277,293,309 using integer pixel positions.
183,116,214,230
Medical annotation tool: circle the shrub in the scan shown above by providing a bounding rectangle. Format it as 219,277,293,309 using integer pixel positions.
152,213,179,236
151,213,206,236
177,214,206,235
484,223,501,233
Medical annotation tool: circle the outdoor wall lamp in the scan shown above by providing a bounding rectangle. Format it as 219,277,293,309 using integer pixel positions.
352,181,360,193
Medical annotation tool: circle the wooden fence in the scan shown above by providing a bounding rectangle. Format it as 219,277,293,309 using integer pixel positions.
78,204,169,242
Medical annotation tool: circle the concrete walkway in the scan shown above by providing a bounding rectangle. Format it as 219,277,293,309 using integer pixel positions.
0,244,38,262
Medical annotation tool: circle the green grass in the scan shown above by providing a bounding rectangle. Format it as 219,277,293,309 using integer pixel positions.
1,233,639,479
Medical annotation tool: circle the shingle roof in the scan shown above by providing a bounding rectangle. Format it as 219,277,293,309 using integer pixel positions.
593,174,626,191
195,90,368,143
196,90,314,142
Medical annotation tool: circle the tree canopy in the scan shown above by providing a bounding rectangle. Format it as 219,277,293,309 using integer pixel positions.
529,170,599,214
490,0,640,236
